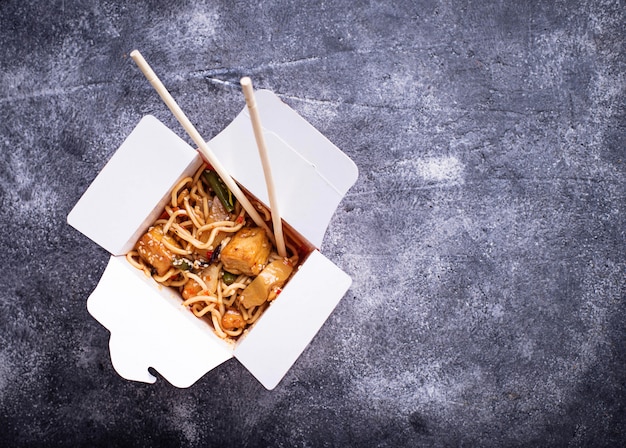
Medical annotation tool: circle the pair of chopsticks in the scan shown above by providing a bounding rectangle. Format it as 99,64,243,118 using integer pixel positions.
130,50,287,258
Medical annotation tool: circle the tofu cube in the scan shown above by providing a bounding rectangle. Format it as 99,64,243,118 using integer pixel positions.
220,227,270,276
135,225,179,276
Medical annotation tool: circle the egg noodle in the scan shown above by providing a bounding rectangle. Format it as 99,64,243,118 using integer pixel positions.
126,163,302,340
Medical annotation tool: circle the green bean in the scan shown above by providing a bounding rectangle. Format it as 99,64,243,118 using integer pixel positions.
222,271,237,285
202,170,235,213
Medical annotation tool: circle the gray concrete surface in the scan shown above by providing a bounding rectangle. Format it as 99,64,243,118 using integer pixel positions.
1,0,624,446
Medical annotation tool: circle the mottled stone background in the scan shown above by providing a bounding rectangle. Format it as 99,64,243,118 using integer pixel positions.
1,0,624,446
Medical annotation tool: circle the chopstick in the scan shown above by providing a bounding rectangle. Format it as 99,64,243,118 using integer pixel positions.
240,77,287,258
129,50,272,238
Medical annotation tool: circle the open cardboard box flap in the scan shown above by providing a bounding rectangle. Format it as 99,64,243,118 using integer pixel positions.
68,91,358,389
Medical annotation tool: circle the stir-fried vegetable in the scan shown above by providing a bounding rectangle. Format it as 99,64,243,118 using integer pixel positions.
239,259,294,308
172,257,194,271
222,271,237,285
202,170,235,213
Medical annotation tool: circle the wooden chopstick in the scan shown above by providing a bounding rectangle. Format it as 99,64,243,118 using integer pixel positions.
240,77,287,258
129,50,272,237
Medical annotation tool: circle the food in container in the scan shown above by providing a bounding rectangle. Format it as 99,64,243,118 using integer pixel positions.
126,162,309,340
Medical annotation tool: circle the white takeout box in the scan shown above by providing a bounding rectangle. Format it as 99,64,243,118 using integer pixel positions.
68,90,358,389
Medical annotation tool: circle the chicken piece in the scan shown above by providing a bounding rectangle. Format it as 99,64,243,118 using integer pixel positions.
135,225,180,276
181,264,220,300
220,227,270,276
239,259,294,309
221,308,245,330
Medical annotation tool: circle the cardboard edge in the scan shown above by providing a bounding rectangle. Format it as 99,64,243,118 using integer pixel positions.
87,255,234,388
208,90,359,248
67,115,202,255
254,90,359,195
234,250,352,390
